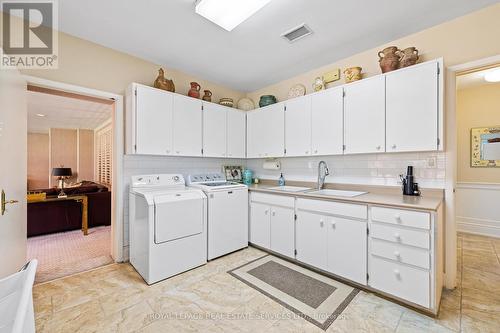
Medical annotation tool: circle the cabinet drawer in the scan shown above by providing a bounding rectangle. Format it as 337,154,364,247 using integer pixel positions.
250,192,295,208
297,198,367,220
369,255,430,308
370,239,430,269
370,223,430,249
371,207,430,230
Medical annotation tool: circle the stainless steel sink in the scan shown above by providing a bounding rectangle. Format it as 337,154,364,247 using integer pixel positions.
307,189,367,197
267,186,312,192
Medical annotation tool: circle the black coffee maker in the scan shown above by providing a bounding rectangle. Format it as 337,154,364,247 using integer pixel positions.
400,166,421,196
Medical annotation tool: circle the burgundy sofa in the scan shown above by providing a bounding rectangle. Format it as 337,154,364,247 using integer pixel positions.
27,182,111,237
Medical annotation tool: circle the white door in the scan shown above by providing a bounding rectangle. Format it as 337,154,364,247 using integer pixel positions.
386,61,439,152
263,103,285,157
0,68,27,278
285,95,311,157
311,88,344,156
226,109,246,158
203,103,227,157
135,85,173,155
173,95,203,156
208,189,248,260
249,202,270,248
246,109,263,158
344,76,386,154
296,210,327,270
270,205,295,258
327,217,367,285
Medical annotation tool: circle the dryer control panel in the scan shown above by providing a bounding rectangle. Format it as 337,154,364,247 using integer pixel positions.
131,174,185,188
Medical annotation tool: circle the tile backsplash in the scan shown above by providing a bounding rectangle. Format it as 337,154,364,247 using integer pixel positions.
246,151,446,189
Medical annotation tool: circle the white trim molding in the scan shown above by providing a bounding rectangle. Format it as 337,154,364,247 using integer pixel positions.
456,182,500,239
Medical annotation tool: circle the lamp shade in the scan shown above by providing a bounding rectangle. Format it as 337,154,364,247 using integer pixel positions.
52,167,72,177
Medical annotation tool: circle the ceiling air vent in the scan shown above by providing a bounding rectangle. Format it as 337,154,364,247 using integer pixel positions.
281,24,312,43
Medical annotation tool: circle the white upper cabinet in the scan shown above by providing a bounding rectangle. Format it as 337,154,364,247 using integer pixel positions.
311,87,344,156
344,75,386,154
173,94,203,157
386,61,439,152
134,85,173,155
226,109,246,158
203,103,227,157
247,102,285,158
285,95,312,157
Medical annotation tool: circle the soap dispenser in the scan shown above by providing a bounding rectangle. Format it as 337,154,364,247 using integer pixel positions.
278,173,285,186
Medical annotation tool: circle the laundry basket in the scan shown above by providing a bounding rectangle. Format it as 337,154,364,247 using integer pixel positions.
0,260,38,333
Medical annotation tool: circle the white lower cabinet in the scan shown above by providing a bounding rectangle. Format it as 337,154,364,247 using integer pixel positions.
249,193,295,258
296,210,328,270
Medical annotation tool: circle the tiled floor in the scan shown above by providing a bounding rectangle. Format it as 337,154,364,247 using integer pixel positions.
28,226,113,283
33,233,500,332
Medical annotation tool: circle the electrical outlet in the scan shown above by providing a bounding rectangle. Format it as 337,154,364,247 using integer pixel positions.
427,157,437,168
308,161,314,169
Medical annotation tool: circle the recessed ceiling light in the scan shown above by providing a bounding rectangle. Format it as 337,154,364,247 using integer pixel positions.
36,113,46,117
195,0,271,31
484,68,500,82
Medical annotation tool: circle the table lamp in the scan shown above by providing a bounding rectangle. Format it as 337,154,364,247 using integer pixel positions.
52,167,72,198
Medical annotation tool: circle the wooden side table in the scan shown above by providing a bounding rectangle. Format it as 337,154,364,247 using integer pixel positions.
28,195,89,235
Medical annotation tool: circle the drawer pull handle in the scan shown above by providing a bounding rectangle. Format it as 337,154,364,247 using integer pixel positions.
394,233,401,240
394,251,401,258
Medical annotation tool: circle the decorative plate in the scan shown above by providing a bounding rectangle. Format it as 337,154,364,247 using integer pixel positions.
237,97,255,111
288,84,306,99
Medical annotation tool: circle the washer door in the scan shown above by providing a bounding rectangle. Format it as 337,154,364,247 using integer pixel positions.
154,192,204,244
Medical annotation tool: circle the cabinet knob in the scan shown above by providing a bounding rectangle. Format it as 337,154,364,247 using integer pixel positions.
392,144,397,149
394,251,401,258
228,154,232,157
393,269,400,277
394,233,401,240
394,214,402,222
319,219,324,227
330,221,336,228
264,210,269,215
176,151,180,154
271,211,276,216
376,146,381,150
305,151,309,154
314,150,318,154
166,150,170,154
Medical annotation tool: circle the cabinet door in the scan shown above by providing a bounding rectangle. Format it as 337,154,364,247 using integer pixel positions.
296,210,327,270
285,95,311,157
246,109,264,158
227,109,246,158
311,88,344,156
249,202,270,249
208,189,248,259
344,76,385,154
327,217,367,285
386,61,438,152
203,103,227,158
270,205,295,258
135,86,173,155
262,103,285,157
172,95,203,156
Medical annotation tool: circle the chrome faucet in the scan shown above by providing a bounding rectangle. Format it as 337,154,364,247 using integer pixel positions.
317,161,330,190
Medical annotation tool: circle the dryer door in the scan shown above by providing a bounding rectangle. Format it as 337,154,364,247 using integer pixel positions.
154,192,204,244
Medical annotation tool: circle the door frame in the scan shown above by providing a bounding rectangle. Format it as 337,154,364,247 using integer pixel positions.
444,54,500,289
23,75,125,262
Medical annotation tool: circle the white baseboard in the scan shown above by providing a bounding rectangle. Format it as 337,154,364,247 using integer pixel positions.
457,216,500,239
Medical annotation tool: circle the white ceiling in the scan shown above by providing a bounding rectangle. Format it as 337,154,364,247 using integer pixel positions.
57,0,498,92
456,66,500,89
28,91,112,133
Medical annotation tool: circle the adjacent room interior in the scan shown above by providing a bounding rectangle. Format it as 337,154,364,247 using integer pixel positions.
26,86,114,283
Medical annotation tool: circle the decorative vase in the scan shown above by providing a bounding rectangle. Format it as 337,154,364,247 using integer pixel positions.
399,47,419,68
153,68,175,92
312,77,325,91
219,98,234,107
378,46,401,73
188,82,201,98
259,95,277,107
202,90,212,102
344,67,362,83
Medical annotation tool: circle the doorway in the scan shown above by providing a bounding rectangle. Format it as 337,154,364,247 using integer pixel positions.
23,76,124,283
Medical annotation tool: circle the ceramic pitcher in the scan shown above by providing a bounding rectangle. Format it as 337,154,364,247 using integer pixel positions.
399,47,419,68
202,90,212,102
188,82,201,98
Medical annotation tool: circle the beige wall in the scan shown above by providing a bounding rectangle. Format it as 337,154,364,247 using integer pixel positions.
27,133,49,190
50,128,78,186
457,83,500,183
247,4,500,103
78,129,94,181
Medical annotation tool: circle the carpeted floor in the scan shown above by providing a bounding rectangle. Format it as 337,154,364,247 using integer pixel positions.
27,226,113,284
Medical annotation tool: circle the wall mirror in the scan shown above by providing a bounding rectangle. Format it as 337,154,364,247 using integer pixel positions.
471,126,500,167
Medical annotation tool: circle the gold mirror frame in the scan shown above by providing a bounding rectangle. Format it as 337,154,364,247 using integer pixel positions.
471,126,500,167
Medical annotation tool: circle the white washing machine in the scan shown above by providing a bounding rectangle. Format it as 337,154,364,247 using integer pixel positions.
129,174,207,284
187,173,248,260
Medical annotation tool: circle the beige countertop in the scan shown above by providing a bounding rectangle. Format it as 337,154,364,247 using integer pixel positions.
248,182,443,211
